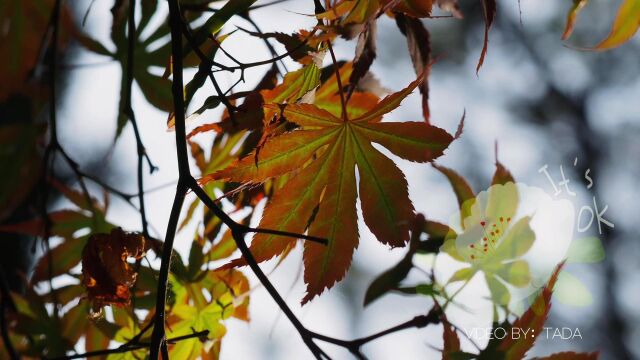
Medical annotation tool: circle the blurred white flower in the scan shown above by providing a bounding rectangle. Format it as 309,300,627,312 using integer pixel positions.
438,182,575,312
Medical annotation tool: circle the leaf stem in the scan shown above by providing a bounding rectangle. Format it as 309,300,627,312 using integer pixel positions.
326,41,348,121
442,276,472,310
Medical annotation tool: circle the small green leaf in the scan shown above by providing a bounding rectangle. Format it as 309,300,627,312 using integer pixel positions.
363,254,413,306
187,240,205,280
415,283,438,296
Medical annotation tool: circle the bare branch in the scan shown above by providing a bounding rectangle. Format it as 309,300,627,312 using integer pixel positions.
48,330,209,360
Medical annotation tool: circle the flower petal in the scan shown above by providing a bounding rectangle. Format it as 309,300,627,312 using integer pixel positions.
485,181,519,224
448,267,476,283
441,237,464,262
486,274,511,305
554,271,593,307
493,217,535,261
496,260,531,288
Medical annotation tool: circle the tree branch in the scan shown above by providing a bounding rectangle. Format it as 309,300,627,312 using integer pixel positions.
187,180,329,359
48,330,209,360
148,0,191,357
309,309,440,359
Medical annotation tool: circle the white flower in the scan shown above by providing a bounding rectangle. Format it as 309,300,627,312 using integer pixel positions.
437,182,575,312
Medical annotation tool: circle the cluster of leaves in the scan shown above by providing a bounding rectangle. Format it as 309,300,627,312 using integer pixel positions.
0,0,260,358
1,0,637,359
0,178,249,359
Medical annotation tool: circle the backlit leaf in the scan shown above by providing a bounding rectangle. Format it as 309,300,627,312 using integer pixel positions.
592,0,640,50
210,73,455,303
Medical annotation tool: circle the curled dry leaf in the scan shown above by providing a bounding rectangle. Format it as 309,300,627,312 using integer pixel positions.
81,228,148,312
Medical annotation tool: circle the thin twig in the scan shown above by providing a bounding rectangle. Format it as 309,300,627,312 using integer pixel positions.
241,14,288,75
309,309,440,359
210,31,318,72
326,41,347,121
48,330,209,360
178,14,239,125
126,0,157,240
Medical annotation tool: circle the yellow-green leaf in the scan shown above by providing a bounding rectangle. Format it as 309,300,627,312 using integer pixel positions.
593,0,640,50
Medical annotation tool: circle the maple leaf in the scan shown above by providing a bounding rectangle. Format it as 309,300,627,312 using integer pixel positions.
208,71,455,303
81,228,148,312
